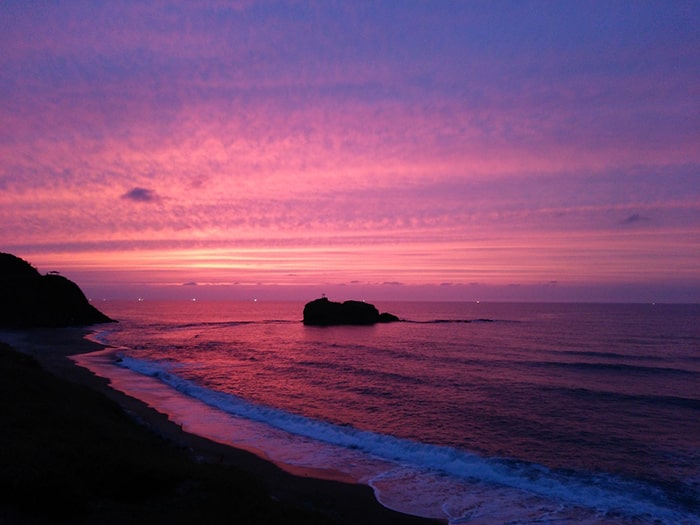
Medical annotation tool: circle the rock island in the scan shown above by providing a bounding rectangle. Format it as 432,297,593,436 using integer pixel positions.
303,297,400,326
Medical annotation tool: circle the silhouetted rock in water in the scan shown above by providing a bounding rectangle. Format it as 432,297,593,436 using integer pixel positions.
303,297,400,326
378,312,400,323
0,252,115,328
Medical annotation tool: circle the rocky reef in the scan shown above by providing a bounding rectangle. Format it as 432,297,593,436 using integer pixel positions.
0,252,115,328
303,297,400,326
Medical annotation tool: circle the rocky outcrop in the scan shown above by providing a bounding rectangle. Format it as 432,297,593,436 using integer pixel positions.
0,253,115,328
303,297,400,326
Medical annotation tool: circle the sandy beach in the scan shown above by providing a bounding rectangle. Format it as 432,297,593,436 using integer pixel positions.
0,328,440,524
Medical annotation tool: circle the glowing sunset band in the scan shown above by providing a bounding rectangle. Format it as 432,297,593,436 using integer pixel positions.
25,227,698,291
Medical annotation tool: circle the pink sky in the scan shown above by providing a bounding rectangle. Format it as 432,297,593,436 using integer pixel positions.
1,2,699,302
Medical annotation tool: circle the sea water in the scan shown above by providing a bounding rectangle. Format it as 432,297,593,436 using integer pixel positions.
78,301,699,524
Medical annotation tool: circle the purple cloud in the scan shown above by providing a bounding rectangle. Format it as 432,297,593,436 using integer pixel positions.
122,187,160,203
621,213,650,225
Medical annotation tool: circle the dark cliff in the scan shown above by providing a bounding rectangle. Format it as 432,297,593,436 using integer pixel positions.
0,253,115,328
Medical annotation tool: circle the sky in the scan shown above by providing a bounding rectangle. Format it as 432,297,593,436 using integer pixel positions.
1,1,699,302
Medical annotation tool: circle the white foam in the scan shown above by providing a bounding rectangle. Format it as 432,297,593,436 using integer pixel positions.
83,353,697,524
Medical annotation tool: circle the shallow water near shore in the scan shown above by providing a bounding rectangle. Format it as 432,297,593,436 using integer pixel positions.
79,300,700,524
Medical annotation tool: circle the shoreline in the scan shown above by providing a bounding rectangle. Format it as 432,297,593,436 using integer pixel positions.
70,346,362,486
0,327,441,525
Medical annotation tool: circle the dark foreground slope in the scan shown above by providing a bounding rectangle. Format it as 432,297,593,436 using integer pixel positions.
0,342,330,525
0,253,113,328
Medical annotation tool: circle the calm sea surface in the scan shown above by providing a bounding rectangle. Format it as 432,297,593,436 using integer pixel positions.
81,301,699,524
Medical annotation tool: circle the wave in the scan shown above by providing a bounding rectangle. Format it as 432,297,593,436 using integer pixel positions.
172,319,297,330
552,349,668,361
295,358,430,387
115,355,697,523
544,384,700,411
528,360,700,377
403,318,497,324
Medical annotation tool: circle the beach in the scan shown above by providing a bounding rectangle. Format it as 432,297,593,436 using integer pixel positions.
0,328,439,525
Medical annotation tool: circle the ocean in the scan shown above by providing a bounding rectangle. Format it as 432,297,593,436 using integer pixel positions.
76,301,699,524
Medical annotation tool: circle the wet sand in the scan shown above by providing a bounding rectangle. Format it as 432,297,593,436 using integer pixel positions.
0,328,440,524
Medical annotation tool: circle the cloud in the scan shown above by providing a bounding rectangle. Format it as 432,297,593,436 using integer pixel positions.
121,187,160,203
621,213,650,225
182,281,198,286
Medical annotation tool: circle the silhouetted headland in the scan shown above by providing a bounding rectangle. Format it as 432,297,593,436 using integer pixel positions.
0,252,114,328
303,297,400,326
